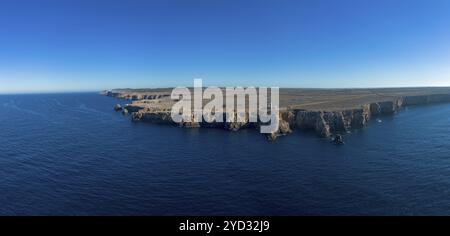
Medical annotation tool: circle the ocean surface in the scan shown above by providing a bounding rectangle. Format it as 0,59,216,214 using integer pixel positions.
1,93,450,216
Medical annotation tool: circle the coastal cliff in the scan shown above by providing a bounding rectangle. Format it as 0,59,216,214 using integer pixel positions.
103,89,450,141
287,94,450,139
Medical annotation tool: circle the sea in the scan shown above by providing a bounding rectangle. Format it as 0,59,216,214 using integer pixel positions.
0,93,449,215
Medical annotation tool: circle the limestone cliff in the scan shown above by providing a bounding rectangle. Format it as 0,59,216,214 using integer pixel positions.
289,94,450,139
105,89,450,141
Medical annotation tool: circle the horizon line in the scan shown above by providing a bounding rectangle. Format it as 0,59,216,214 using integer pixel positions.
2,85,450,95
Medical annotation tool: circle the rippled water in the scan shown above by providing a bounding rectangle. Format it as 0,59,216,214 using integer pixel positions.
1,93,450,215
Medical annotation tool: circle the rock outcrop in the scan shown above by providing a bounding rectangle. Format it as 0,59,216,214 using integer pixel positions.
113,104,122,111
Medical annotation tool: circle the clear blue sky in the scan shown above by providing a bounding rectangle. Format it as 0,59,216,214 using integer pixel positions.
1,0,450,93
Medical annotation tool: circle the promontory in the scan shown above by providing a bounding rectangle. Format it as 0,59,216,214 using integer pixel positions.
101,87,450,141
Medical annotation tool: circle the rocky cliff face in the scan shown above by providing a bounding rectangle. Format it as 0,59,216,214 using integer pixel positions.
290,94,450,139
293,106,372,137
110,92,450,141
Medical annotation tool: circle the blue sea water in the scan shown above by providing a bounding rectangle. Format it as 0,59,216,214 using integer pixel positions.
0,93,450,216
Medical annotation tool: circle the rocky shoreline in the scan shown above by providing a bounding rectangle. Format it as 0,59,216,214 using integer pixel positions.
102,88,450,141
290,94,450,139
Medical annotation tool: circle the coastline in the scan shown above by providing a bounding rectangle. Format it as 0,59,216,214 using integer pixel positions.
102,87,450,141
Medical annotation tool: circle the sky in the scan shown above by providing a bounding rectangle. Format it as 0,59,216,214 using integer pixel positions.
0,0,450,93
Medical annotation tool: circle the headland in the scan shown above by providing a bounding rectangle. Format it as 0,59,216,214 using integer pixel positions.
102,87,450,141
